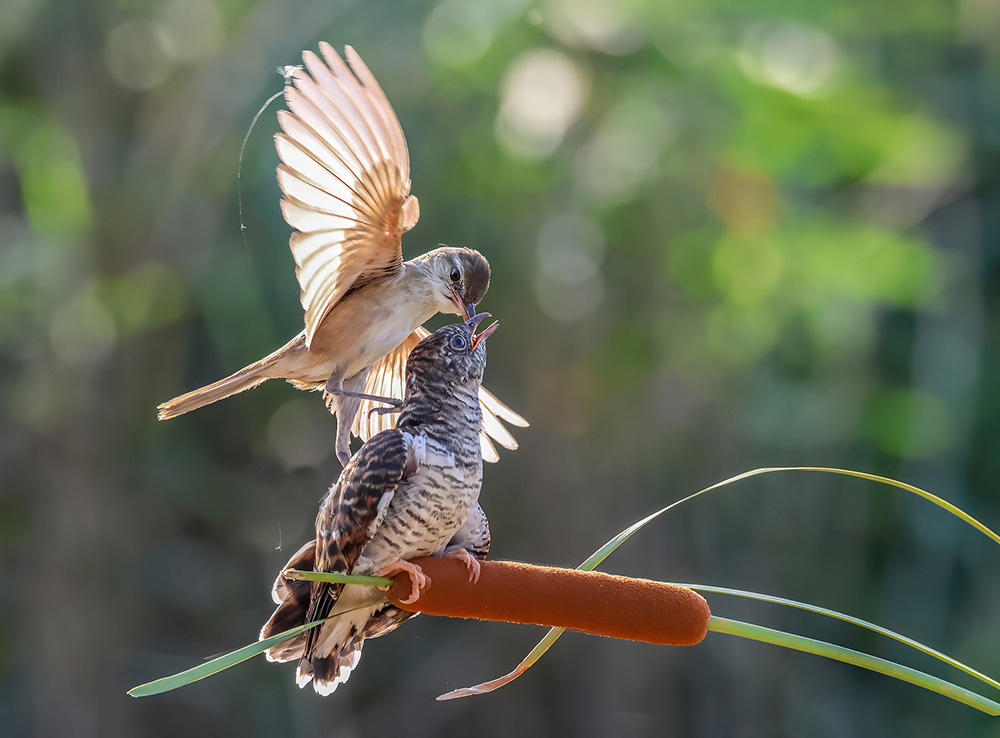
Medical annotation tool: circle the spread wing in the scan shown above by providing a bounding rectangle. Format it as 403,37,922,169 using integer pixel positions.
351,327,529,463
277,43,420,348
304,429,409,651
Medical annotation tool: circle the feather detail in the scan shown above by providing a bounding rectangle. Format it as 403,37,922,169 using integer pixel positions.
351,326,529,462
278,45,419,348
261,321,495,694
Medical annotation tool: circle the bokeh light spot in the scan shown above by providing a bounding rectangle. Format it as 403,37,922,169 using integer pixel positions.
712,233,784,306
104,19,173,91
738,21,839,97
534,212,606,321
544,0,644,55
48,288,117,368
423,0,495,69
106,262,188,336
10,118,92,239
574,94,676,204
158,0,223,63
866,389,956,458
866,115,967,186
705,304,779,366
496,49,588,160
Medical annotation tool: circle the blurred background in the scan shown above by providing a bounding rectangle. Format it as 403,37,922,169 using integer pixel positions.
2,0,999,736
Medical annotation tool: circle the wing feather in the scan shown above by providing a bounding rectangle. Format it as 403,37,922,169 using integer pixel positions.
480,396,518,450
479,432,500,463
277,45,419,348
299,52,380,173
318,44,396,167
304,429,409,655
344,46,409,174
351,327,529,463
277,110,370,207
479,385,530,428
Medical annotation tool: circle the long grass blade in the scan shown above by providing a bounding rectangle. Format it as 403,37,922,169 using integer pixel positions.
708,617,1000,716
683,584,1000,695
129,618,328,697
437,627,566,700
444,467,1000,700
284,569,393,587
128,600,382,697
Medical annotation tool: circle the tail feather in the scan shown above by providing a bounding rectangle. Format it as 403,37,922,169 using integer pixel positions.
265,633,308,664
157,339,302,420
308,635,364,695
261,541,318,663
260,539,386,693
298,603,372,695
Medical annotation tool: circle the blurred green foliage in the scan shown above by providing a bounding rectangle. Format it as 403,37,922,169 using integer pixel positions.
2,0,999,736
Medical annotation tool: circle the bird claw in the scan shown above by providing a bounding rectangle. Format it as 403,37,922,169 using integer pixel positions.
444,548,482,583
377,560,429,604
328,388,403,408
368,405,402,419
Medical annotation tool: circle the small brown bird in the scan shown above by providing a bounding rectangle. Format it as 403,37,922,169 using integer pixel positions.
260,316,495,694
157,43,526,465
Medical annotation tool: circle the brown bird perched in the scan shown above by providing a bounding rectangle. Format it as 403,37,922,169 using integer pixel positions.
157,43,526,466
260,315,495,695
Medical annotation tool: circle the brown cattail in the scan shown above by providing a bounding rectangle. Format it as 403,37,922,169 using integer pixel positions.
386,558,711,646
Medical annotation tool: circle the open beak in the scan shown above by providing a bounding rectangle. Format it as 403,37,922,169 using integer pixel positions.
451,287,473,321
468,313,498,350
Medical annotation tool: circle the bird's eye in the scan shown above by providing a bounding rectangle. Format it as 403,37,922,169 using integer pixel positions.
450,334,468,351
450,267,461,282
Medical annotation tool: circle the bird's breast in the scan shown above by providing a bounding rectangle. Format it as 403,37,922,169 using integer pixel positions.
354,430,483,574
305,277,440,378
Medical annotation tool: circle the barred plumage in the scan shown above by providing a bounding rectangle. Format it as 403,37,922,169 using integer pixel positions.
260,316,496,695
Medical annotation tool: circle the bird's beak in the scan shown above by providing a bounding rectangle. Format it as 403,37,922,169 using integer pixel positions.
472,320,498,350
465,312,491,329
451,287,473,320
467,313,498,350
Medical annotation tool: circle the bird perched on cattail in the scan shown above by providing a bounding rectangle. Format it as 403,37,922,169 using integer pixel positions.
260,314,496,695
157,43,526,466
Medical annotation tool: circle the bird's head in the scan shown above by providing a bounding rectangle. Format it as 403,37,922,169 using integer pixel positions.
421,247,491,320
405,313,498,391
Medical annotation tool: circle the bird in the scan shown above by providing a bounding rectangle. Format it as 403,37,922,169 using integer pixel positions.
260,314,495,695
157,43,526,466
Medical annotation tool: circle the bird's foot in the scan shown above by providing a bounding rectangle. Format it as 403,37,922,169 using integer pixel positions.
368,405,402,418
443,548,482,583
328,388,403,408
377,560,429,605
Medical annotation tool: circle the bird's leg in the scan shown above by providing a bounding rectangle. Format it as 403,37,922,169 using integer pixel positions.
325,372,402,409
376,560,429,605
333,390,404,406
441,547,482,583
325,372,404,465
368,404,402,418
325,371,374,467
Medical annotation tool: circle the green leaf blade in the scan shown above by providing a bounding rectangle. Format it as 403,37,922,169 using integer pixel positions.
128,619,327,698
679,583,1000,695
447,466,1000,704
707,616,1000,717
283,569,393,587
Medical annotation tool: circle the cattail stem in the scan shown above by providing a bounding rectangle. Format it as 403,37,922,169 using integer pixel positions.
386,558,711,646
